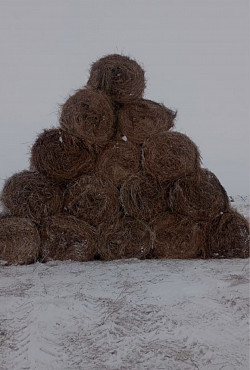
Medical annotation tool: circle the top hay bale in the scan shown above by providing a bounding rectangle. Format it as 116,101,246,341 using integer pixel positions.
87,54,146,103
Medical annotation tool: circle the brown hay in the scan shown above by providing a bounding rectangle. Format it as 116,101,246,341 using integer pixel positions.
204,210,249,258
151,212,206,259
59,87,116,149
63,175,121,226
117,99,176,144
1,170,64,222
39,215,97,262
0,216,40,265
142,131,201,182
98,217,155,261
30,128,95,182
96,140,142,187
87,54,146,103
167,168,230,221
120,174,167,221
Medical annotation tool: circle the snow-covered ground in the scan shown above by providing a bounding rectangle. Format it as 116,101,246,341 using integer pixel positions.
0,198,249,370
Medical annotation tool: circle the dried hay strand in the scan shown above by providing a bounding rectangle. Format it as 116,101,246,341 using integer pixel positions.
151,212,206,259
64,175,120,226
120,174,167,221
1,170,64,222
142,131,201,182
59,87,116,149
39,215,97,262
96,140,142,187
0,216,40,265
98,217,155,261
117,99,176,144
204,210,249,258
87,54,146,103
167,168,230,221
30,128,95,182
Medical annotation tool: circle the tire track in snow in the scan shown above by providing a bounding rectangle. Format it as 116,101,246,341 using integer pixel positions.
0,265,66,370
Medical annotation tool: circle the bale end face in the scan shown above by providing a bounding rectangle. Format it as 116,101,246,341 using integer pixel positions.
98,217,155,261
151,212,206,259
0,216,40,265
1,170,64,223
205,210,249,258
87,54,146,103
30,128,95,182
59,87,116,149
63,175,121,226
39,215,97,262
118,99,177,144
142,131,201,182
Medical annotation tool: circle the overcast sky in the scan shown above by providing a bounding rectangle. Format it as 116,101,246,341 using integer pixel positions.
0,0,249,194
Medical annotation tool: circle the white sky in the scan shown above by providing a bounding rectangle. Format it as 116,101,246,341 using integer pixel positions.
0,0,249,194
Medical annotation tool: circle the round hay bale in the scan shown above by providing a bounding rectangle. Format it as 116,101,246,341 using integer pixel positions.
39,215,97,262
205,210,249,258
151,212,206,259
0,216,40,265
98,217,154,261
96,140,142,187
120,174,167,221
87,54,146,103
117,99,176,144
59,87,116,149
1,170,64,222
167,168,230,221
142,131,201,182
64,175,120,226
30,128,95,182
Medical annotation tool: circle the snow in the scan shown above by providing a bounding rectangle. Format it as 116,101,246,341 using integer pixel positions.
0,259,249,370
0,199,249,369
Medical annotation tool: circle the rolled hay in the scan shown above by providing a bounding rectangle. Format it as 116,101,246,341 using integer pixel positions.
120,174,168,221
167,168,230,221
96,140,142,187
142,131,201,182
39,215,97,262
87,54,146,103
30,128,95,182
1,170,64,223
59,87,116,149
98,217,155,261
151,212,206,259
117,99,176,144
204,210,249,258
63,175,121,226
0,216,40,265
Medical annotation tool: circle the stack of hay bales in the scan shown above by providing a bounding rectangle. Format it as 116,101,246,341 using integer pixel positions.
0,54,249,264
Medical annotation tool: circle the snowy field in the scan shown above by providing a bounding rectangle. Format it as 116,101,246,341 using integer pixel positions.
0,198,249,370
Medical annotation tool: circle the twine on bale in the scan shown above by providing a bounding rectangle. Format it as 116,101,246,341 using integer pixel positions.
98,217,155,261
30,128,95,182
117,99,176,144
39,215,97,262
204,210,249,258
59,87,116,150
142,131,201,182
167,168,230,221
151,212,206,259
0,216,40,265
0,170,64,223
87,54,146,103
120,174,167,221
64,175,121,226
96,139,142,187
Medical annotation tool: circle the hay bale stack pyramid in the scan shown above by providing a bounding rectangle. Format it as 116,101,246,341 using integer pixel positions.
0,54,249,264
